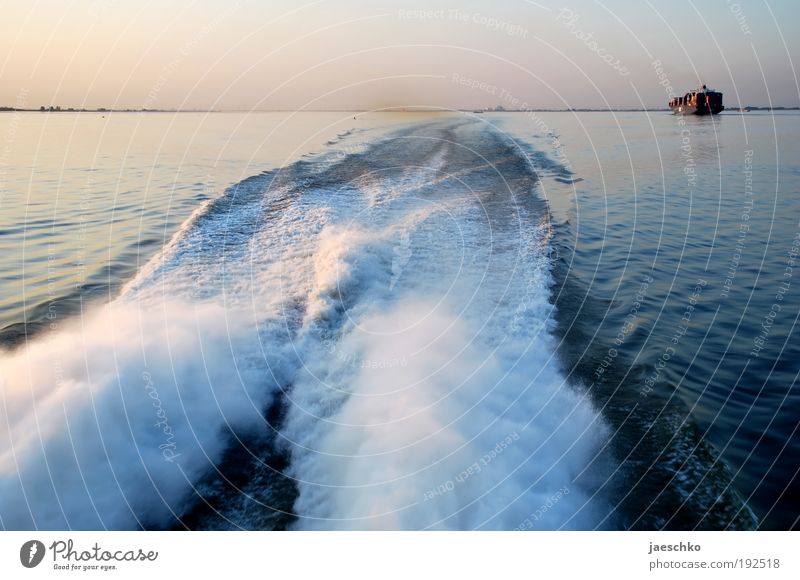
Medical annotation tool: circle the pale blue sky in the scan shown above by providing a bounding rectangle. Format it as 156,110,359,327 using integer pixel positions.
1,0,797,109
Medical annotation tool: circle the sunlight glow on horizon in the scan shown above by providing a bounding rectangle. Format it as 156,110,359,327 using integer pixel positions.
1,0,798,111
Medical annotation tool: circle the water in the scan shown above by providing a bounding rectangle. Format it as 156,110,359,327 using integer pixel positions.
0,110,797,530
497,110,800,529
0,112,405,344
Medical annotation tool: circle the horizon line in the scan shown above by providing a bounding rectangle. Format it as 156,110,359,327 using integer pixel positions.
2,106,799,114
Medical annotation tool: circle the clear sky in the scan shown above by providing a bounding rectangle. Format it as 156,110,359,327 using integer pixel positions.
1,0,798,110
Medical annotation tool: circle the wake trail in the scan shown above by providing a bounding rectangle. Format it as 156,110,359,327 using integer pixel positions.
0,118,612,530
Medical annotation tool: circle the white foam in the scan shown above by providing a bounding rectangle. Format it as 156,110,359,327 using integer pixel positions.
1,119,613,531
0,300,274,529
284,295,609,530
280,201,611,529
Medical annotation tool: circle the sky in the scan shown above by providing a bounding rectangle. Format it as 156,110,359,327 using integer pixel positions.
1,0,798,110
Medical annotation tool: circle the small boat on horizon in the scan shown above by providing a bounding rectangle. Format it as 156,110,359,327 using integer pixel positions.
669,85,724,115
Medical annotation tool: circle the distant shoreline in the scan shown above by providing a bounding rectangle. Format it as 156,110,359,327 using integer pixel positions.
1,107,798,113
0,108,211,113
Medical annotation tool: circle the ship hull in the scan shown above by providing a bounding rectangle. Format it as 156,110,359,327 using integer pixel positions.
669,87,724,115
669,103,724,115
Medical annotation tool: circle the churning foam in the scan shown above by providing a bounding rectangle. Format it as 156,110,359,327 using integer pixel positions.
0,300,275,529
0,118,613,530
282,218,611,530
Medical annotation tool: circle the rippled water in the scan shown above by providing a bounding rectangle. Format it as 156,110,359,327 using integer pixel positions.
0,112,409,345
497,110,800,529
0,111,797,530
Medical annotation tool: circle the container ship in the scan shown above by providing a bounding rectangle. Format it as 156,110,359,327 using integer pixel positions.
669,85,724,115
